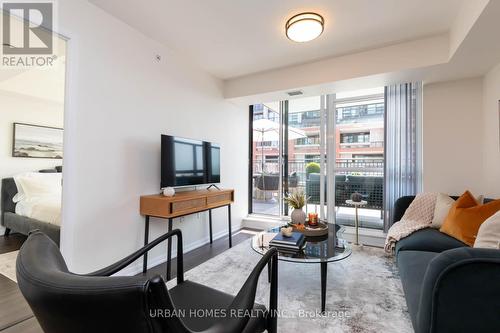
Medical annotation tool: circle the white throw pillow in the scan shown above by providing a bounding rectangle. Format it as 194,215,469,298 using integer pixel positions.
431,193,484,229
14,172,62,201
431,193,455,228
12,173,28,203
474,211,500,249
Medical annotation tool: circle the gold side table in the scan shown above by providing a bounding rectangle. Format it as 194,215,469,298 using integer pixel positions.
345,200,367,245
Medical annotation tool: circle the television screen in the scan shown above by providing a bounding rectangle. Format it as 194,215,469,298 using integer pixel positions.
161,135,220,187
206,142,220,184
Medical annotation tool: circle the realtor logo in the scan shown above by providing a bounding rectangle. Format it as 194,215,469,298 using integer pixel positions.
2,2,53,55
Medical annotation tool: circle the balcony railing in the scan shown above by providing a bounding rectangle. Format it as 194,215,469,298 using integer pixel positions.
253,158,383,177
252,158,384,212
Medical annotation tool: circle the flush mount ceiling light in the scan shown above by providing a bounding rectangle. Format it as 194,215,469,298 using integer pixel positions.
285,12,324,42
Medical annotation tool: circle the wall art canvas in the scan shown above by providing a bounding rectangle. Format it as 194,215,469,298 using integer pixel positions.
12,123,63,159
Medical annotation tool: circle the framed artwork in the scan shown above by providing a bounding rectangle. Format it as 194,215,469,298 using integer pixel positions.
12,123,63,159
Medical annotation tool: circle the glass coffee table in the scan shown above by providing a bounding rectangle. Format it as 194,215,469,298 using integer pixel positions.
251,223,351,312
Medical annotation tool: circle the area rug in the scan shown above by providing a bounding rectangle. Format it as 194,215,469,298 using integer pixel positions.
167,240,412,333
0,250,18,282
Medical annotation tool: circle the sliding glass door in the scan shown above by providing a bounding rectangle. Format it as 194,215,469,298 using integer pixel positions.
286,96,324,217
249,88,386,230
333,88,385,229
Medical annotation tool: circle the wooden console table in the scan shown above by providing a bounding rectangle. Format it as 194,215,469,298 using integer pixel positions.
140,189,234,279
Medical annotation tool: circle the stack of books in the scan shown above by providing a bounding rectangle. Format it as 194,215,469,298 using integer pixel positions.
269,232,305,253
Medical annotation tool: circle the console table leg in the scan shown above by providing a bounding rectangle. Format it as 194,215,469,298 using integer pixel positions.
209,209,213,244
166,218,173,280
321,262,327,313
143,216,150,274
228,204,232,248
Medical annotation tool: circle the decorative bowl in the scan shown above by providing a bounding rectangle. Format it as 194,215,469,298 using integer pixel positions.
292,222,328,237
281,226,293,237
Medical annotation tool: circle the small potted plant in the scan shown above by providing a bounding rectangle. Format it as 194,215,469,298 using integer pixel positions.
284,190,308,225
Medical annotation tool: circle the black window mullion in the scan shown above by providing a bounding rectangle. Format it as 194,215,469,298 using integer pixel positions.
248,105,254,214
282,101,289,216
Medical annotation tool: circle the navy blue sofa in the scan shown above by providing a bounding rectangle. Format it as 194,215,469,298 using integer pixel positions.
394,196,500,333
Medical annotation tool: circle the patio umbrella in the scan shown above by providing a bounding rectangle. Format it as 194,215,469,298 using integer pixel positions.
252,118,306,173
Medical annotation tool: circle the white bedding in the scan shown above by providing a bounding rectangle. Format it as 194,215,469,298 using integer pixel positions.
12,172,62,226
15,195,62,226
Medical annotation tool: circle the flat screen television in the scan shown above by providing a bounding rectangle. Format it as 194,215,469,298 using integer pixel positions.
161,134,220,188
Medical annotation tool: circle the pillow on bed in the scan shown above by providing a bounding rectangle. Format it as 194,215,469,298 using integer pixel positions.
13,172,62,202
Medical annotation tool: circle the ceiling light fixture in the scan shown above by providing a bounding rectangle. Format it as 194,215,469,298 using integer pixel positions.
285,12,324,43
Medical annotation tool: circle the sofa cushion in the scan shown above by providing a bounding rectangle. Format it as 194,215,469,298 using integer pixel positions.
395,228,467,255
397,250,439,330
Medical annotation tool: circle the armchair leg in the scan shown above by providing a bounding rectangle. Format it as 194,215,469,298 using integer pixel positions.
4,228,11,237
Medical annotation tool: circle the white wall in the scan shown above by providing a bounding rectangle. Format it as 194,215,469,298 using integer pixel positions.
422,78,484,195
0,63,65,233
0,30,65,180
0,93,64,178
482,63,500,197
57,0,247,273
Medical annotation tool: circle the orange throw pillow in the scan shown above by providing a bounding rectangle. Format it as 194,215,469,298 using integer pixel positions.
440,191,500,246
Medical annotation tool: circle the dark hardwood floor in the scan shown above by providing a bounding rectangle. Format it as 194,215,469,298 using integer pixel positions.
0,229,256,332
0,234,26,255
139,229,256,280
0,275,40,332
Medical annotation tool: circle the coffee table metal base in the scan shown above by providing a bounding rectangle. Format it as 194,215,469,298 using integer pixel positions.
321,262,327,313
267,260,329,313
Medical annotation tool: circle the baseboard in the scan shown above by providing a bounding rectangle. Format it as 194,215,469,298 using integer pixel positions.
341,226,386,248
242,215,284,229
116,228,238,276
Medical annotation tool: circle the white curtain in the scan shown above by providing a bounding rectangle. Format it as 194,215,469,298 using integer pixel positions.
384,82,422,231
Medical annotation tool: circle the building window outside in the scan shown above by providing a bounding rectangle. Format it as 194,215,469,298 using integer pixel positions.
257,141,278,147
296,135,320,145
341,132,370,144
337,103,384,122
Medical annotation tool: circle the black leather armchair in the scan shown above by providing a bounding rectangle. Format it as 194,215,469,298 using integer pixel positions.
16,230,278,333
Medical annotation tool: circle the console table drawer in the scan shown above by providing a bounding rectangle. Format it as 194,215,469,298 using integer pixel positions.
207,193,232,205
141,189,234,218
171,198,206,213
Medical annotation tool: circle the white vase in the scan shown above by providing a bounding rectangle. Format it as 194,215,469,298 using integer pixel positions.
162,187,175,197
290,208,306,224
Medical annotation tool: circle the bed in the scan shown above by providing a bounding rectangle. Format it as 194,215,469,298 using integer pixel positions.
1,168,62,245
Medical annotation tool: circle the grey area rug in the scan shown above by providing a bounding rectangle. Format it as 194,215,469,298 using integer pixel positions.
0,250,18,282
167,240,413,333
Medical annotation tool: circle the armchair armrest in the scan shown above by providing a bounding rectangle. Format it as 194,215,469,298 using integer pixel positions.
417,247,500,333
85,229,184,283
148,247,279,333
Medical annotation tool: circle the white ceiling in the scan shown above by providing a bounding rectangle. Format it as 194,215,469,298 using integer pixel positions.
89,0,466,79
0,13,67,104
